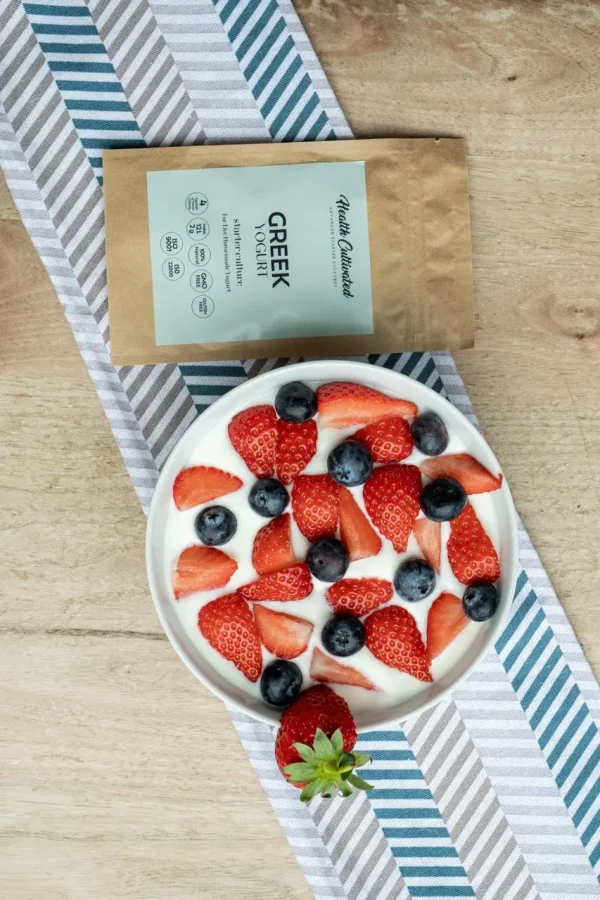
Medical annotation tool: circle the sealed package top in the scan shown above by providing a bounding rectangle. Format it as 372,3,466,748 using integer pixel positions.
104,138,474,364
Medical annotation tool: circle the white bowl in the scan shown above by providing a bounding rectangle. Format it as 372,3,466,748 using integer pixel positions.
146,359,519,732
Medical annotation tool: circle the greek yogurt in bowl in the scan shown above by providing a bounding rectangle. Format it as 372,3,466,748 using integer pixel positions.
146,360,518,731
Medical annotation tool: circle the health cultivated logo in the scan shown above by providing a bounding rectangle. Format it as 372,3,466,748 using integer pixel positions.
255,213,290,288
336,194,354,299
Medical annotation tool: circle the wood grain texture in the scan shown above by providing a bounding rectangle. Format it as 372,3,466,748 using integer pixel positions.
2,2,600,897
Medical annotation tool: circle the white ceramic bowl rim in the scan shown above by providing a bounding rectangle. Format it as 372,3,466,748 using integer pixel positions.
146,359,519,732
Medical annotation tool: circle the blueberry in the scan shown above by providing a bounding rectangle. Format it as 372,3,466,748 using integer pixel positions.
275,381,317,423
411,411,449,456
249,478,289,518
307,537,349,583
195,505,237,546
421,477,467,522
394,558,436,602
260,660,303,707
463,582,499,622
322,614,365,657
327,440,373,487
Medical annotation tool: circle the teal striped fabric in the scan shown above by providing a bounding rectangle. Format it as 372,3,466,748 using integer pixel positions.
1,2,599,898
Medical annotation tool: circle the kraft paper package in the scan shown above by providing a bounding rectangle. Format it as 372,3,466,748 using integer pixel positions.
104,138,474,365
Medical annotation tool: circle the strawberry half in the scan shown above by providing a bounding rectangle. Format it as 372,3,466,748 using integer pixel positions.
291,474,339,542
252,513,295,576
254,605,313,659
276,419,317,485
426,592,469,662
275,685,372,800
448,503,500,585
198,592,263,682
317,382,417,429
326,577,392,617
363,464,421,553
338,485,382,561
228,404,278,477
414,517,441,573
173,466,243,511
421,454,502,494
364,605,432,682
310,648,375,691
240,562,313,602
354,416,414,463
172,546,238,599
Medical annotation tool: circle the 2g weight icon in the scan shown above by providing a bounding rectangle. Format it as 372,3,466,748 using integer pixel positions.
186,218,209,239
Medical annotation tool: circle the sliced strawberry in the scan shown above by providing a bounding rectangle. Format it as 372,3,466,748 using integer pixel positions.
291,474,339,542
276,419,317,485
198,592,263,682
317,382,417,429
172,546,237,599
426,592,469,661
240,563,313,602
414,517,441,573
421,454,502,494
326,578,392,617
228,404,278,477
362,464,421,553
173,466,243,511
254,605,313,659
364,605,432,682
338,485,381,561
310,647,375,691
252,513,295,576
448,503,501,585
354,416,414,463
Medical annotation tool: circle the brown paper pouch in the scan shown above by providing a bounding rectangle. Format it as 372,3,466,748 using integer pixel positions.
104,138,474,364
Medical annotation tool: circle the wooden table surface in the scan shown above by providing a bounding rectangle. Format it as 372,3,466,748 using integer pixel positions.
2,3,600,898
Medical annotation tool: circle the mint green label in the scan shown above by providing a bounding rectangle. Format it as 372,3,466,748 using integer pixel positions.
146,162,373,346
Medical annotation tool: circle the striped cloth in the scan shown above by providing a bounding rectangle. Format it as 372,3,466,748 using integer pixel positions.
1,3,599,899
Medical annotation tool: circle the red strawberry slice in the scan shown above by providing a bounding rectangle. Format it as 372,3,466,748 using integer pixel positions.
338,485,382,560
240,562,313,602
326,578,392,617
276,419,317,485
421,454,502,494
414,518,441,573
172,546,237,599
354,416,414,463
254,605,313,659
228,404,278,477
291,474,339,542
310,648,376,691
426,592,469,662
363,464,421,553
173,466,243,511
364,605,432,682
317,382,417,429
448,503,501,585
252,513,295,576
198,592,263,682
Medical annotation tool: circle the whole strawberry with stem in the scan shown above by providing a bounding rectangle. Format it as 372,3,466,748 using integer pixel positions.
275,685,373,801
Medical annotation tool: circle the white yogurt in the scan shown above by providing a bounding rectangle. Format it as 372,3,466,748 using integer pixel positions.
162,382,502,718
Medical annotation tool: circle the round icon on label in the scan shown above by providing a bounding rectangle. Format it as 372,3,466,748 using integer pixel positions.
190,270,213,293
192,296,215,319
160,232,183,254
162,257,185,281
186,218,210,239
186,192,209,214
188,243,211,267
